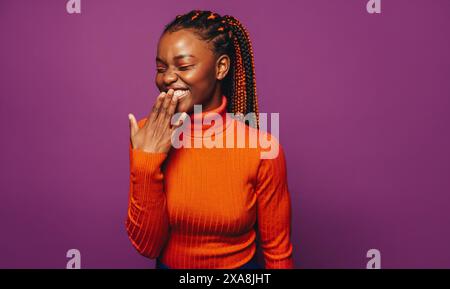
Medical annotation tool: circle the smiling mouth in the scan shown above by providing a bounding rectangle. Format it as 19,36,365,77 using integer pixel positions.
172,89,190,100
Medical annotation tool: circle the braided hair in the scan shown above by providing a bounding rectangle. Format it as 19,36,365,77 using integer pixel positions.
163,10,259,129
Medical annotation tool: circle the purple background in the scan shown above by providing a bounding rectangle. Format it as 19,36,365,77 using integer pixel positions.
1,0,449,269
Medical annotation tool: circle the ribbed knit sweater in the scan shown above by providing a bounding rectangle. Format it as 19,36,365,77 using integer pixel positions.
126,96,294,269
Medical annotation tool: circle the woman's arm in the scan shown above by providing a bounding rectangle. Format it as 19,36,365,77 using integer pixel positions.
125,90,184,258
125,118,170,259
255,140,295,269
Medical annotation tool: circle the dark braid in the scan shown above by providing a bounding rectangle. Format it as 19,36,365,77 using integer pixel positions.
163,10,260,128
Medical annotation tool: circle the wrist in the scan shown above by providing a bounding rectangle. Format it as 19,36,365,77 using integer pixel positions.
131,149,168,182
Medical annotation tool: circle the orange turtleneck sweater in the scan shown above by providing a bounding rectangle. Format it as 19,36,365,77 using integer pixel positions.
126,96,294,269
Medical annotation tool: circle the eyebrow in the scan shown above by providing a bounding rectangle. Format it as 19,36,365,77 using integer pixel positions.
156,54,196,63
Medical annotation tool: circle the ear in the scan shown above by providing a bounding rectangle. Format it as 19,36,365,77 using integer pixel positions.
216,54,230,80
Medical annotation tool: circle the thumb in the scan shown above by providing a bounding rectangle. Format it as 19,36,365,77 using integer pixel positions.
128,113,139,136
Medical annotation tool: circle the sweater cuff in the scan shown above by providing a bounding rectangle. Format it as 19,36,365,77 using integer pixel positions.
131,149,168,182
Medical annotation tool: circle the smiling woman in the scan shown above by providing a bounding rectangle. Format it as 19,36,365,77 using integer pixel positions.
155,28,226,114
126,10,294,269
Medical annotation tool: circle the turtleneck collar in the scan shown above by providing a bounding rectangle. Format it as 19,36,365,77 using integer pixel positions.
184,95,232,138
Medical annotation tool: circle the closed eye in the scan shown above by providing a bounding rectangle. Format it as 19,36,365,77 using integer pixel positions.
178,65,194,71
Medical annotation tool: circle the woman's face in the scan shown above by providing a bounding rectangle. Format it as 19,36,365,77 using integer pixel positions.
155,29,225,114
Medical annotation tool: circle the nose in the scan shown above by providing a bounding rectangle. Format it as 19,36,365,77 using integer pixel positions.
162,68,178,87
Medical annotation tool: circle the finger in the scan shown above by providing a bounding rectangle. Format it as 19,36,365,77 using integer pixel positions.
128,113,139,136
148,91,166,122
164,91,179,125
157,89,174,121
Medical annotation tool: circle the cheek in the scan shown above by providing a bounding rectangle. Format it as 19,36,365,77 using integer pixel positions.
155,74,163,90
186,70,216,101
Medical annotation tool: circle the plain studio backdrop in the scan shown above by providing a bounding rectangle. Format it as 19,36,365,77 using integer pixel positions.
0,0,449,268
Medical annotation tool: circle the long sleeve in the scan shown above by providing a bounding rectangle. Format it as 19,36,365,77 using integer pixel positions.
255,142,295,269
125,118,170,259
